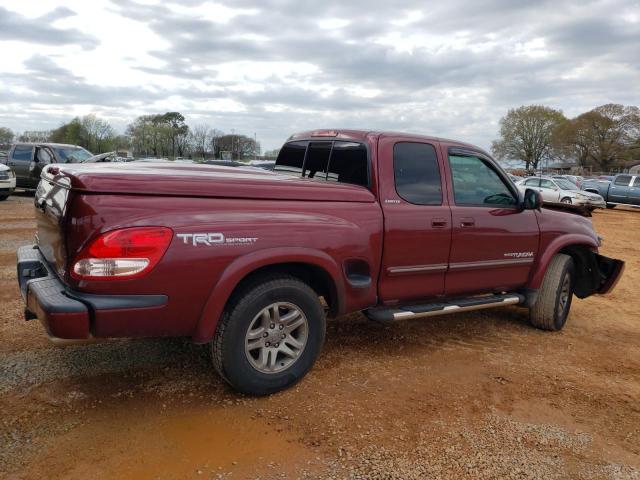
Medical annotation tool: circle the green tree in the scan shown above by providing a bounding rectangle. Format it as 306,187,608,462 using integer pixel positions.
492,105,566,170
127,112,189,158
553,104,640,171
162,112,189,158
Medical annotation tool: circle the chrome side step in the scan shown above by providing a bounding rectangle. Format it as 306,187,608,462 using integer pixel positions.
365,293,524,322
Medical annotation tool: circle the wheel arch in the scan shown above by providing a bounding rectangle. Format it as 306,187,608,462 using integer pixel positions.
193,247,344,343
529,235,599,292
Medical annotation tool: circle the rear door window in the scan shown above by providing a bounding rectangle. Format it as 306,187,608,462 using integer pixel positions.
393,142,442,205
275,140,369,187
11,145,33,162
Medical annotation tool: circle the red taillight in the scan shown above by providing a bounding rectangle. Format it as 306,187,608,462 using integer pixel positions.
71,227,173,280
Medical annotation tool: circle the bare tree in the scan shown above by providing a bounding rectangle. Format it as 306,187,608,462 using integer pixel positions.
492,105,566,170
191,124,211,159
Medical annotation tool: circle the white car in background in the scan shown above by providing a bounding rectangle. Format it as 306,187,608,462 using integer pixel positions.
516,176,606,208
0,163,16,201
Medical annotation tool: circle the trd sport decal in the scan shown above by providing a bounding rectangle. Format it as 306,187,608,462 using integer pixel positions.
177,233,258,246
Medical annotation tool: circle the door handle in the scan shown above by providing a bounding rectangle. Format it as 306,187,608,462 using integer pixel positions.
460,217,475,228
431,218,447,228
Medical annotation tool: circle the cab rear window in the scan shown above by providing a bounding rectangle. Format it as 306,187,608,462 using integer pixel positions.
275,140,369,187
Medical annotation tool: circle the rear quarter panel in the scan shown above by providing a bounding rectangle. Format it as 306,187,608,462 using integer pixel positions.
65,194,382,339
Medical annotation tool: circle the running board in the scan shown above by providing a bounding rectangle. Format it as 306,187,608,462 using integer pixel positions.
364,293,524,322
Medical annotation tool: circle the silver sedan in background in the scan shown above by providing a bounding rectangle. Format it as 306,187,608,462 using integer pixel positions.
516,176,606,208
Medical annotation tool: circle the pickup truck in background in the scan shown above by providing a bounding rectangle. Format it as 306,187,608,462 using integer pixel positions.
17,129,624,395
582,174,640,208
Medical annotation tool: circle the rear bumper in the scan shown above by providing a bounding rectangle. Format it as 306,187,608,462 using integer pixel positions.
17,245,167,340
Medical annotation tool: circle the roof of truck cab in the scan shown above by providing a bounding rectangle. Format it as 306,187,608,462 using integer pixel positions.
286,129,484,152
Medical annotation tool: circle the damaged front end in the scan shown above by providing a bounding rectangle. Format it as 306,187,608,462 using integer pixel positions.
572,250,625,298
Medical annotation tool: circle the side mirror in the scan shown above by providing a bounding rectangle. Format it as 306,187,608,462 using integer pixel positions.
522,188,542,210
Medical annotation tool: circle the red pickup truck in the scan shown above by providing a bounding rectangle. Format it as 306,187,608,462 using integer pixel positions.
17,130,624,395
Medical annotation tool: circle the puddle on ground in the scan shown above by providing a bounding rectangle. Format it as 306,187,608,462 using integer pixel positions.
28,403,322,480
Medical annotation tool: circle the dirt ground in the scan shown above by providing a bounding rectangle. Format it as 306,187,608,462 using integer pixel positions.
1,193,639,479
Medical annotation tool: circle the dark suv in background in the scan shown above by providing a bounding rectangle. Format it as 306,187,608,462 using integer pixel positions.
2,143,92,189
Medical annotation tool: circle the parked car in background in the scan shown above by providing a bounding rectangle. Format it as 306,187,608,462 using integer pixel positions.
582,174,640,208
0,163,16,200
132,158,171,163
3,143,93,189
248,160,276,171
552,174,583,189
516,176,606,208
204,160,245,167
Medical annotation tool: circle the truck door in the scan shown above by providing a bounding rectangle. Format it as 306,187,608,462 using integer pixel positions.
7,145,34,188
443,147,539,295
629,176,640,205
609,175,632,204
377,136,452,303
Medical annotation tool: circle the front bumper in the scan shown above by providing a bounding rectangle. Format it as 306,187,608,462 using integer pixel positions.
573,197,606,209
594,253,625,295
17,245,167,340
0,178,16,193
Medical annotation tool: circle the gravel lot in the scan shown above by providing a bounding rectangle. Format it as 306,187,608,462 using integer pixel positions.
1,194,639,479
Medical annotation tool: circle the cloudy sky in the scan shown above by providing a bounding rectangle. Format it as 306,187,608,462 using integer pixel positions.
0,0,638,151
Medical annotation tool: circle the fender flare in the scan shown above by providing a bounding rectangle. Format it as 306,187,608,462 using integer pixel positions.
528,234,598,289
192,247,345,343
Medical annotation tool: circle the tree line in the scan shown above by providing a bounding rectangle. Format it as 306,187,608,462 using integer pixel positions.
0,112,267,160
492,103,640,172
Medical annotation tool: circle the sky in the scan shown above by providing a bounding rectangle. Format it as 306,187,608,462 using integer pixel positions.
0,0,639,152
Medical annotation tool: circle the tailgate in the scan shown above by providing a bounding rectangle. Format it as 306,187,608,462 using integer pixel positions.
34,173,71,277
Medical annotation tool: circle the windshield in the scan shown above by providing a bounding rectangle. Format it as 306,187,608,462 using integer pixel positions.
554,178,578,190
54,147,93,163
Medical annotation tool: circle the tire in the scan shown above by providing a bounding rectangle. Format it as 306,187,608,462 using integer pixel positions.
529,254,575,331
212,275,326,396
0,195,8,201
606,203,615,209
560,197,572,204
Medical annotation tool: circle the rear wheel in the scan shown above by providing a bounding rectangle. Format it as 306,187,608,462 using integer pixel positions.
212,275,326,396
0,195,8,201
529,254,574,331
606,203,616,209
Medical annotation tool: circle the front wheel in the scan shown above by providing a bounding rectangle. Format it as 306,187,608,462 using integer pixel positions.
606,203,616,209
212,275,326,396
0,195,8,201
560,197,572,204
529,254,575,331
